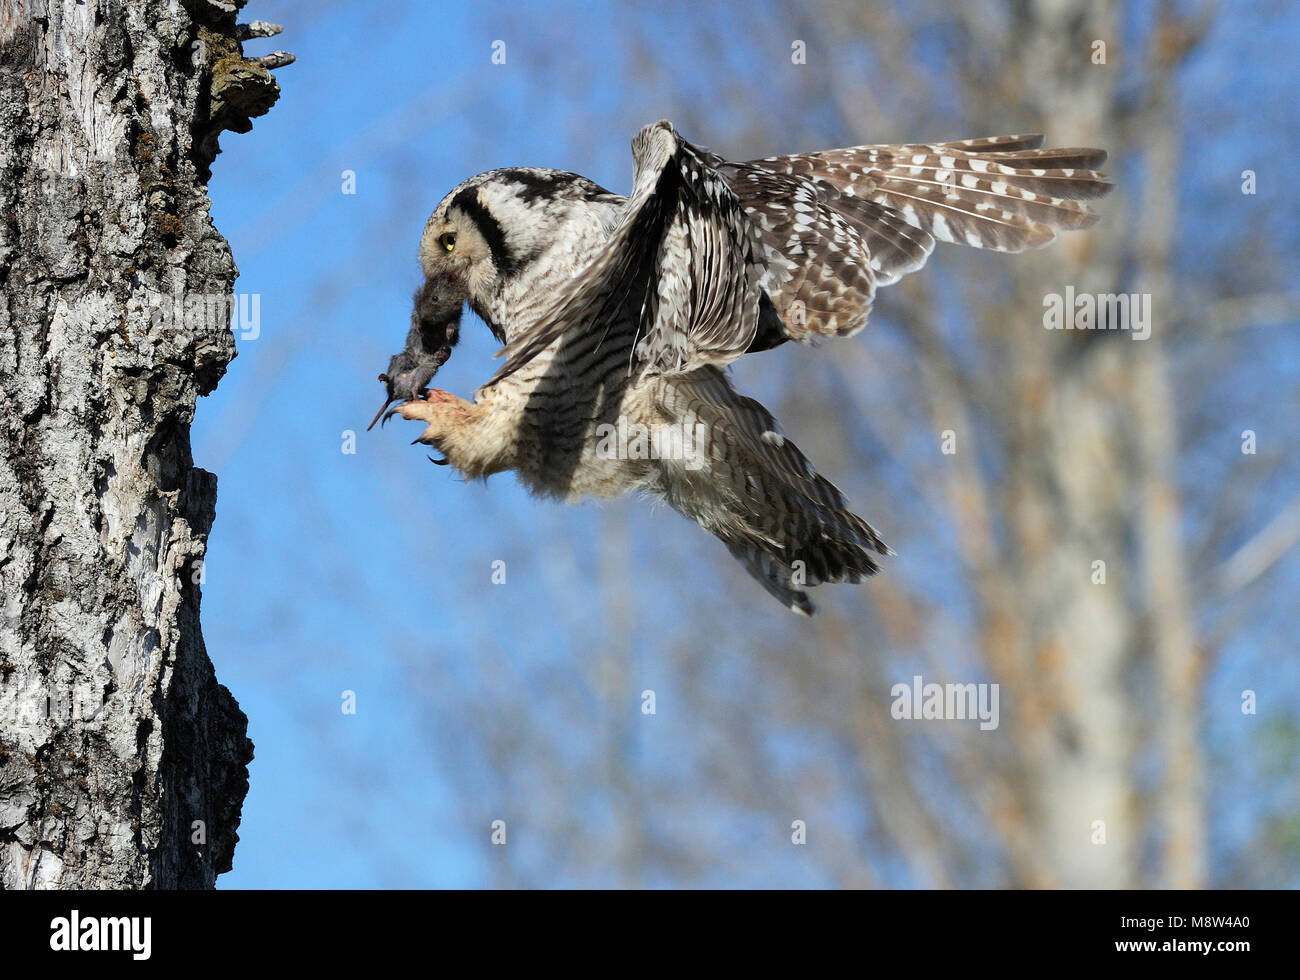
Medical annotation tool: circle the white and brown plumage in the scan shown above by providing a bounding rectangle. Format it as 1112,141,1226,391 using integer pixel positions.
381,120,1110,613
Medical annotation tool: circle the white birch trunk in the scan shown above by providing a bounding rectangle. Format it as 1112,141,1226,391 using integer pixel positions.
0,0,286,888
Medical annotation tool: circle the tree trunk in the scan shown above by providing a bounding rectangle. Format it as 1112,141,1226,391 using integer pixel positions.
0,0,286,888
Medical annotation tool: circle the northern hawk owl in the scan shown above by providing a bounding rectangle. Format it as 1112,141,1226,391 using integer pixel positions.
374,121,1110,613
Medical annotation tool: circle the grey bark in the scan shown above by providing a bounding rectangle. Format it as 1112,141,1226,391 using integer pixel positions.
0,0,286,888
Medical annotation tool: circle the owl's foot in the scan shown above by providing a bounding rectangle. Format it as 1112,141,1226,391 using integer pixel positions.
399,387,465,420
394,390,477,466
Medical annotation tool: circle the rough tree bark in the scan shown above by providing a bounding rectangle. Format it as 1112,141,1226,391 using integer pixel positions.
0,0,289,888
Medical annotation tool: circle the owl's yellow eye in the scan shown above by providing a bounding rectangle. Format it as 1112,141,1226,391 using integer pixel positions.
440,233,456,252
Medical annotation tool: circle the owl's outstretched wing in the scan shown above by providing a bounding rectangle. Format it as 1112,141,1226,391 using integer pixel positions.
733,133,1110,342
489,124,1110,384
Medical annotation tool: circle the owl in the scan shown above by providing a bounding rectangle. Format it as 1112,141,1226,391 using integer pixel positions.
373,121,1110,613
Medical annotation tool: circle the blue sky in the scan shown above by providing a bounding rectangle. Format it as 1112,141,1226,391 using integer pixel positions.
194,0,1300,887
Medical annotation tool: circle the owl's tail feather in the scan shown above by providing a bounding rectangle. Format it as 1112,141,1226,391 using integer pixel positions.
656,368,889,615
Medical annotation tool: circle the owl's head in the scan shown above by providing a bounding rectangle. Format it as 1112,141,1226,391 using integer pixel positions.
418,177,518,323
418,167,621,339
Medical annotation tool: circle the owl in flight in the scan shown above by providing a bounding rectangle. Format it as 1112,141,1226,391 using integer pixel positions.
372,121,1110,613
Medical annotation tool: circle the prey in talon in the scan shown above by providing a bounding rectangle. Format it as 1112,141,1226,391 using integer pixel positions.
367,268,465,430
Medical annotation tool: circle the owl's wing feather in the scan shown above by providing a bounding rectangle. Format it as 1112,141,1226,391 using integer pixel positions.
712,162,884,342
731,134,1109,343
490,121,765,384
747,135,1109,254
490,124,1111,382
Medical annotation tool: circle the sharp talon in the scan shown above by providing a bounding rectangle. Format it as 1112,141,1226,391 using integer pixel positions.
428,455,448,465
367,395,398,431
381,406,404,428
409,437,423,446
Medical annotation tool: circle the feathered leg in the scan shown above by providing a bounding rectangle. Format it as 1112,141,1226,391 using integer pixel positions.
398,390,514,479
